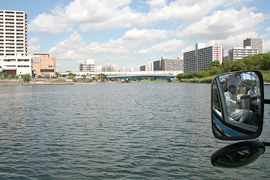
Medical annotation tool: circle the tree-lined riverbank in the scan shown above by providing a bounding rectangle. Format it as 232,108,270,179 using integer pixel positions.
177,52,270,83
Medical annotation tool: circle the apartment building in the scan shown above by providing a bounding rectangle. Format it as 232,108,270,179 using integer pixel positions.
33,54,56,77
0,10,27,56
80,59,95,72
153,57,183,71
184,43,223,73
0,56,32,76
228,46,258,60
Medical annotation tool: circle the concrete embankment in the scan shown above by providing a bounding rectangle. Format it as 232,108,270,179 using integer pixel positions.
0,80,74,86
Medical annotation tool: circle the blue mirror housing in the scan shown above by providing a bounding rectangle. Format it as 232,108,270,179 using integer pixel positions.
211,71,264,140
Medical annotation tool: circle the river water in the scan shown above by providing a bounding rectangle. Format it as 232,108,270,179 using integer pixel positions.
0,82,269,179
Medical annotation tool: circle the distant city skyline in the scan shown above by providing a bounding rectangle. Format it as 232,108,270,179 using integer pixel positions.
1,0,270,72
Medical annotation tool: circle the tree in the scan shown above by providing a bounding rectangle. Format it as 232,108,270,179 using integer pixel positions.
222,60,234,72
260,55,270,70
232,61,248,71
68,73,76,79
8,74,12,79
0,74,5,80
22,74,31,82
15,75,19,81
211,60,220,68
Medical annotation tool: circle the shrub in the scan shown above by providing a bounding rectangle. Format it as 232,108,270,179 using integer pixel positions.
21,74,31,82
15,75,19,80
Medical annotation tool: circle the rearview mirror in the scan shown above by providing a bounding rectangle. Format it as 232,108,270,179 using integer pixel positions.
211,71,264,140
211,140,265,168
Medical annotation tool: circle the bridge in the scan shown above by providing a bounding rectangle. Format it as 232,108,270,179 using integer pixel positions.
105,74,176,79
60,70,183,79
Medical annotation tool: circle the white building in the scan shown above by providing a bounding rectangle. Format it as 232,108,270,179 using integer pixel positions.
228,46,258,60
0,10,28,56
79,58,95,72
0,56,33,77
184,43,223,73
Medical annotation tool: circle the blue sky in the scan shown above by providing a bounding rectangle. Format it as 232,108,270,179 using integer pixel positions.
2,0,270,72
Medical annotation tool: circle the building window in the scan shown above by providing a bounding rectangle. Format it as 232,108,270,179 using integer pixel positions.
41,69,54,72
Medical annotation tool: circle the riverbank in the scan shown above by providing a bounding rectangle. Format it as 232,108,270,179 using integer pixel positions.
0,79,74,86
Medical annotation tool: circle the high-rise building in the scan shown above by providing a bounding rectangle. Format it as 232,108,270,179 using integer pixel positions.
243,38,262,53
184,43,223,73
80,59,95,72
0,10,28,56
33,53,56,77
153,57,183,71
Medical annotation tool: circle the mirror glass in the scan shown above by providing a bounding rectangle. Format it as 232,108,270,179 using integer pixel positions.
211,71,264,140
211,141,265,168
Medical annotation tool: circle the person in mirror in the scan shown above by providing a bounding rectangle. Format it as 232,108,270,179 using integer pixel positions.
224,85,258,126
247,83,260,112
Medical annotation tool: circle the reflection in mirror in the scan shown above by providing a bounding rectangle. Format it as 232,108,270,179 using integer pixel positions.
211,141,265,168
211,71,264,140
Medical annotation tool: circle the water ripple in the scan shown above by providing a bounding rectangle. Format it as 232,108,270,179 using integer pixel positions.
0,83,269,179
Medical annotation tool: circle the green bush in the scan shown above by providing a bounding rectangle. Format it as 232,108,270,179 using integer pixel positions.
15,75,19,80
21,74,31,82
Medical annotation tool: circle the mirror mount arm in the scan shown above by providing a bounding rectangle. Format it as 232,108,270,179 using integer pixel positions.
264,99,270,104
263,142,270,146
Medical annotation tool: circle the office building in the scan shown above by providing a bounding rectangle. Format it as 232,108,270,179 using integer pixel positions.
0,56,32,77
33,53,56,77
184,43,223,73
0,10,28,56
243,38,262,53
80,59,95,72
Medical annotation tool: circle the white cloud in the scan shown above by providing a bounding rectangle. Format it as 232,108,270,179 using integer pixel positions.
139,39,186,54
28,0,230,33
28,37,41,54
182,46,195,53
146,0,167,9
180,7,264,40
28,37,39,44
29,13,71,34
48,28,171,60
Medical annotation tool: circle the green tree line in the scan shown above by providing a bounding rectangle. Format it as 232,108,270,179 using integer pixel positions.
176,52,270,83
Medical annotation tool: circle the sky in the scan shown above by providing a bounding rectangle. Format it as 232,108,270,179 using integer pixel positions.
2,0,270,72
